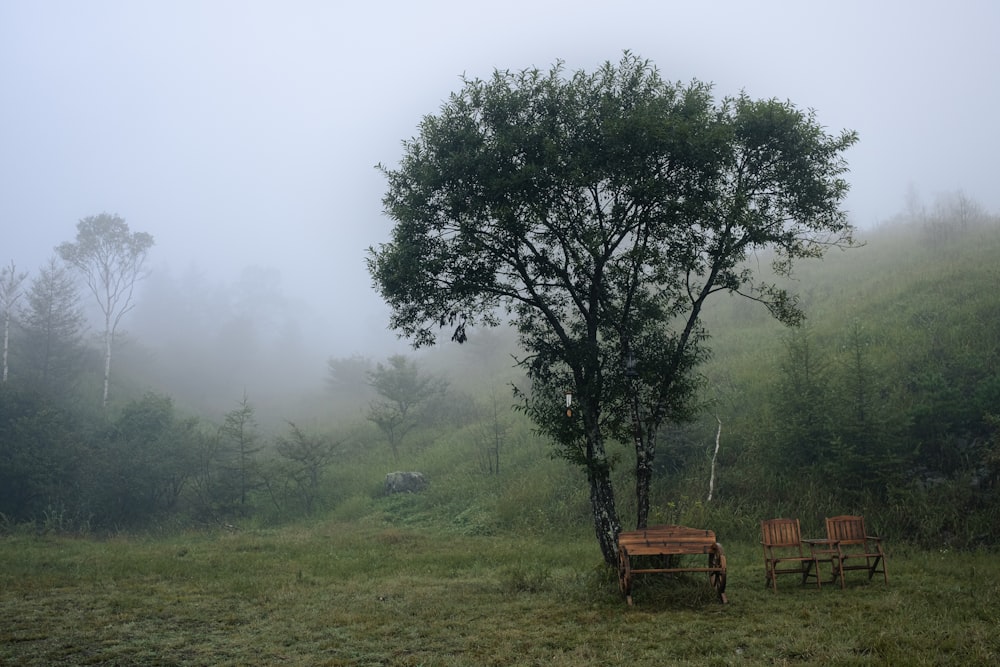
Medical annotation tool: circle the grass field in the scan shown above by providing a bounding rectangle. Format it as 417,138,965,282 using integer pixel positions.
2,519,998,666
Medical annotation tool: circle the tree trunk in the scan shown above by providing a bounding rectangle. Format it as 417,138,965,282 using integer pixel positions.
102,323,112,408
588,466,622,567
2,311,9,384
635,431,654,530
584,426,622,567
707,416,722,502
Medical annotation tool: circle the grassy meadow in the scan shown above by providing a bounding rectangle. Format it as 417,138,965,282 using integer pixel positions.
3,218,999,666
2,517,998,666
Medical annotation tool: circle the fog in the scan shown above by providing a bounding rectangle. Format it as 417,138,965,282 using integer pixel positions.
3,1,999,415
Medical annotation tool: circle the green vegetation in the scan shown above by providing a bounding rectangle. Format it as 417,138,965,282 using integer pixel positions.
2,209,1000,547
690,209,1000,548
2,182,999,662
2,518,998,666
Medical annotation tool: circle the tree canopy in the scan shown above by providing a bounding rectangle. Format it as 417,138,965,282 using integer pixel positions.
366,354,447,461
368,54,857,565
57,213,153,407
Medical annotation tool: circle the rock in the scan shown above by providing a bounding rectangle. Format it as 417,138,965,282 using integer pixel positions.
384,471,428,495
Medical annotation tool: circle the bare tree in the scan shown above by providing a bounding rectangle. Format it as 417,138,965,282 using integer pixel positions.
57,213,154,407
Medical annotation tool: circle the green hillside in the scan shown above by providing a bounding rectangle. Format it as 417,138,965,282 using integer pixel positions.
679,214,1000,546
2,212,998,550
316,213,1000,550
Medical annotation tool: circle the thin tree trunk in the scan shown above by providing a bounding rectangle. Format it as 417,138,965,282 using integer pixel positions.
102,321,112,408
635,432,655,530
2,312,9,383
707,415,722,502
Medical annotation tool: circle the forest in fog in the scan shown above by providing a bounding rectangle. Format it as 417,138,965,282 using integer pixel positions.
1,192,999,547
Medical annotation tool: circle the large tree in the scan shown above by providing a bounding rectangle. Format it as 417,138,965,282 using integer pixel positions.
57,213,154,408
368,54,857,565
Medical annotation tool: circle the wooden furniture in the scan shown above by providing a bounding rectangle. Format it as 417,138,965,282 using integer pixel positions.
824,515,888,588
616,524,727,605
760,518,822,592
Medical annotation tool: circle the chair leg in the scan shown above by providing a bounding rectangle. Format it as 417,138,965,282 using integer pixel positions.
808,560,821,590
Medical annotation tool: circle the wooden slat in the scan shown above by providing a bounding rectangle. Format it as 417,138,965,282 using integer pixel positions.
623,544,715,556
616,524,727,604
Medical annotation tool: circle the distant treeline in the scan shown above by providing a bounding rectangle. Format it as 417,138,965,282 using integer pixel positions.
2,199,999,546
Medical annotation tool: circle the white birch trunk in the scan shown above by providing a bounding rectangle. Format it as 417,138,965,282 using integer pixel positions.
102,315,113,408
2,311,9,384
707,415,722,502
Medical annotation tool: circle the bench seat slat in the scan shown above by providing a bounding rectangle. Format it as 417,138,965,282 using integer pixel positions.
623,545,716,555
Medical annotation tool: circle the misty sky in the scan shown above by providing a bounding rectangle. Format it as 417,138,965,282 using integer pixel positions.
3,0,999,356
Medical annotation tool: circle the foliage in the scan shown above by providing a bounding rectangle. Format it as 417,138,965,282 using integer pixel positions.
368,53,857,564
15,257,88,396
217,394,261,514
271,421,339,516
690,199,1000,546
366,354,447,460
81,392,202,528
0,385,83,527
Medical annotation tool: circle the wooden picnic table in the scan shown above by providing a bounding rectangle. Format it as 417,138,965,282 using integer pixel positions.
616,524,728,605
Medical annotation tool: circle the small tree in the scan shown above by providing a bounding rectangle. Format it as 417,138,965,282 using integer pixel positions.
325,354,375,414
18,258,87,394
771,329,835,471
0,260,28,384
95,392,197,526
218,393,260,513
57,213,154,408
475,387,508,475
274,421,338,515
367,354,446,460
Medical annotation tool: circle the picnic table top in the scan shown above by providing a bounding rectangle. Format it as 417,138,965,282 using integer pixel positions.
618,524,717,542
617,525,721,555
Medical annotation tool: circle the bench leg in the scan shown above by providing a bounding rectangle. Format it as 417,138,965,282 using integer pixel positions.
618,549,634,605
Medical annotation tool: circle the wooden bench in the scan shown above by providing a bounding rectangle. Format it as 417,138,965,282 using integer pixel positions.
616,524,728,605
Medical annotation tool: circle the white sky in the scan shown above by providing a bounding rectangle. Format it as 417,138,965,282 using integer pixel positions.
2,0,998,355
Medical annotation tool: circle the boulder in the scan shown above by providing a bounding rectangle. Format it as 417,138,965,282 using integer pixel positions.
384,471,428,495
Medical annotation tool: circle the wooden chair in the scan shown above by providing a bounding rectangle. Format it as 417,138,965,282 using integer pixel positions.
825,515,888,588
760,518,822,592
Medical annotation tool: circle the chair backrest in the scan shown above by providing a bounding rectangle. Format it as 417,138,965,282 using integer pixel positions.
825,515,867,545
761,518,803,547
